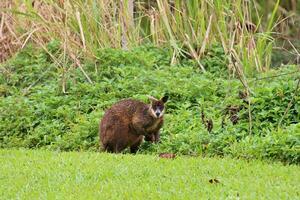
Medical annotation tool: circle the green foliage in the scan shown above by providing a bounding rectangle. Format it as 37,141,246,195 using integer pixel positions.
1,149,299,199
95,45,171,69
226,123,300,164
0,45,299,164
199,44,228,74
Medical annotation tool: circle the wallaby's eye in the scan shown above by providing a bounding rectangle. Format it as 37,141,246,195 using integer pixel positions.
152,103,164,111
158,105,164,110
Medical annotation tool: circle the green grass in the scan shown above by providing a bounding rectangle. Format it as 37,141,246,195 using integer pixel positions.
0,149,299,199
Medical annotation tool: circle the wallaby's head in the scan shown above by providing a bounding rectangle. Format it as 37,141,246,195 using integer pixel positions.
148,95,169,118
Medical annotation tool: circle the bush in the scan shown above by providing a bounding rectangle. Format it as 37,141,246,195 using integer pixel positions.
0,44,299,164
226,123,300,164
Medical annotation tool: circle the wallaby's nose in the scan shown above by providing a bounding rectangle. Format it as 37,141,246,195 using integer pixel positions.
155,112,160,117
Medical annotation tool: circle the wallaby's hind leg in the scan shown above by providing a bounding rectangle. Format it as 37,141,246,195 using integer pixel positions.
101,142,115,153
107,144,115,153
130,137,143,154
114,141,128,153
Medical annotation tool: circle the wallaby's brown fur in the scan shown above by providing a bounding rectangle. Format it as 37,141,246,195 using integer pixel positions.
99,96,168,153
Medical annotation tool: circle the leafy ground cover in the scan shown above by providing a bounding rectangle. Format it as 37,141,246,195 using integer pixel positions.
0,149,299,199
0,43,299,164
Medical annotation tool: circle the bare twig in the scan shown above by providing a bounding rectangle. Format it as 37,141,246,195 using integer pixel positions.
247,95,252,134
75,9,86,52
278,77,300,128
184,34,206,72
0,13,5,38
69,52,93,84
22,66,54,95
21,27,40,49
199,15,213,58
288,40,300,62
250,70,300,82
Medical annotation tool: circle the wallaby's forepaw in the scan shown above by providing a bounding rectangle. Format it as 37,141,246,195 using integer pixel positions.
144,134,155,143
145,133,160,143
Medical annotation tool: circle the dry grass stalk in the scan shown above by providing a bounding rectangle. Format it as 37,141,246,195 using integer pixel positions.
0,0,21,62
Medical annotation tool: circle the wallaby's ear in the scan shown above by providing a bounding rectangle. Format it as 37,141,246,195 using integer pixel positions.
161,95,169,103
148,95,158,103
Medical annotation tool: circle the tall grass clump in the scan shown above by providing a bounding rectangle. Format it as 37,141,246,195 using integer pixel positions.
2,0,291,75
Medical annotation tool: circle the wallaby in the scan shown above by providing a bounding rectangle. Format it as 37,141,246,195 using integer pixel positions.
99,95,168,153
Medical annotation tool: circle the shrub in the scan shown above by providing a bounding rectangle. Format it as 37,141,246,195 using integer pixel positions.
226,123,300,164
0,44,299,164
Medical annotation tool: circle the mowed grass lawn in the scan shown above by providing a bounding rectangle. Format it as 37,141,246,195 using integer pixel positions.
0,149,299,199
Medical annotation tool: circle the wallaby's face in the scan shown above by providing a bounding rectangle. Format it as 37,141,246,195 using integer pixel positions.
148,96,169,118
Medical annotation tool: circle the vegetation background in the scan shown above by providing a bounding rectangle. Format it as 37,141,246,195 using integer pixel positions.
0,0,299,164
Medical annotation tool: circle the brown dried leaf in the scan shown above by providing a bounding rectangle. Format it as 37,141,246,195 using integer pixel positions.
159,153,176,159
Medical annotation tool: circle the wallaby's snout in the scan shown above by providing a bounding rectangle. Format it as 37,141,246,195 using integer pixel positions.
155,110,161,117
